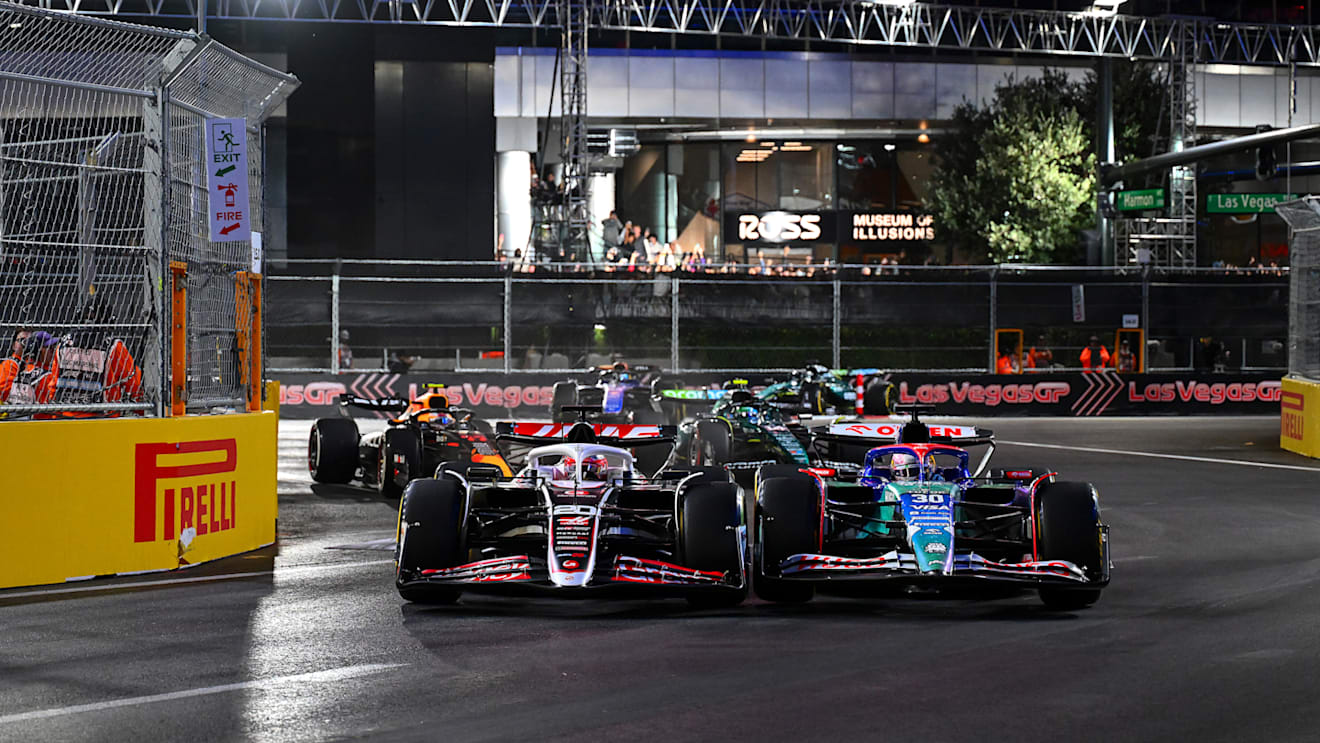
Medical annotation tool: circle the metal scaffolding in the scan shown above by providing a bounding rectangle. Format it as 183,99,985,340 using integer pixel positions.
558,0,589,260
1117,22,1198,268
21,0,1320,67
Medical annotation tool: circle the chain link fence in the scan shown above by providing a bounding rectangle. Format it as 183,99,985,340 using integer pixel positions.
1277,198,1320,381
264,261,1290,375
0,2,296,417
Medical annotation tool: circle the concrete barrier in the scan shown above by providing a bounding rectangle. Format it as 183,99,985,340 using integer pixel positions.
1281,377,1320,458
0,411,277,590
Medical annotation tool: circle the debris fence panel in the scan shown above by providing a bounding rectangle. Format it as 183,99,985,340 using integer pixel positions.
0,1,296,418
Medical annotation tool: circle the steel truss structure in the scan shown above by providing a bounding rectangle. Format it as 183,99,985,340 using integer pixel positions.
16,0,1320,67
558,0,589,260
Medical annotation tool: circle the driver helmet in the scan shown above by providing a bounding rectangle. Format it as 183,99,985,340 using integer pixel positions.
891,452,921,481
580,454,610,482
551,456,576,481
736,406,759,425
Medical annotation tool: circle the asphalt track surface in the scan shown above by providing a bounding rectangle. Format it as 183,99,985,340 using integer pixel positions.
4,416,1320,742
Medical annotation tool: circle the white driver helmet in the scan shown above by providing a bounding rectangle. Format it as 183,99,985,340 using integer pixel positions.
891,452,920,481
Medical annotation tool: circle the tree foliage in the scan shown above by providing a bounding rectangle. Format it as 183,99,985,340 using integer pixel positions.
930,64,1165,263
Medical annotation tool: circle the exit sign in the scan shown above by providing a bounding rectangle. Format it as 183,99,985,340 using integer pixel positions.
1115,189,1165,211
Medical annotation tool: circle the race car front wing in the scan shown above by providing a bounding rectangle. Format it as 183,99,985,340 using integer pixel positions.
778,551,1099,585
410,554,739,589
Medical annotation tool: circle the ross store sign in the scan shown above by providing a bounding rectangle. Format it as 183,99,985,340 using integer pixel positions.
848,212,935,241
1115,189,1165,212
1206,193,1299,214
726,210,836,245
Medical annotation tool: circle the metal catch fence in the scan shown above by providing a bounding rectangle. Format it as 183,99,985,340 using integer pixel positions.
263,261,1291,376
0,2,296,417
1276,197,1320,381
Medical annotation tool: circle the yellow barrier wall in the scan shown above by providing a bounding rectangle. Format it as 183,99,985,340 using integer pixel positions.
1281,377,1320,459
0,411,277,589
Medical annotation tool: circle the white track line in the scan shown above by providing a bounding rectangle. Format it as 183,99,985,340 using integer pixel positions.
0,559,393,600
0,663,406,725
998,439,1320,473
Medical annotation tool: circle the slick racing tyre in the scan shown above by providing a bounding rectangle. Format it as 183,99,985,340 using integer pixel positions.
694,420,732,467
377,428,422,499
308,417,359,484
800,383,826,415
551,382,577,423
396,478,466,604
754,473,821,604
1035,480,1106,611
863,379,895,417
680,482,747,608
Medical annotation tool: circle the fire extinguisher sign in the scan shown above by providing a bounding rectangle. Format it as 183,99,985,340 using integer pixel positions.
205,117,251,243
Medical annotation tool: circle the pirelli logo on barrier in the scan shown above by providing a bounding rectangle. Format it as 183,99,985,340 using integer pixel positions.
1281,390,1305,441
134,439,238,543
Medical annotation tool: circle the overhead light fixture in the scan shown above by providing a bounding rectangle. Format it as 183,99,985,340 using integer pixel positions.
1084,0,1126,16
917,133,931,144
884,143,897,152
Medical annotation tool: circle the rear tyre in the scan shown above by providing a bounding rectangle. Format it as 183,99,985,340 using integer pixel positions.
1035,480,1105,611
377,428,422,499
754,475,821,603
680,482,747,608
694,420,732,467
551,382,577,423
863,379,894,417
308,417,359,484
800,383,825,415
396,478,466,604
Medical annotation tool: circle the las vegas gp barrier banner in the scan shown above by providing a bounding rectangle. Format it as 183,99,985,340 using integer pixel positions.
274,370,1282,419
0,412,277,590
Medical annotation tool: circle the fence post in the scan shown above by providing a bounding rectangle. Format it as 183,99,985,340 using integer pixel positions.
504,272,512,373
330,273,340,374
1141,264,1151,356
988,267,999,373
832,276,841,369
671,275,680,372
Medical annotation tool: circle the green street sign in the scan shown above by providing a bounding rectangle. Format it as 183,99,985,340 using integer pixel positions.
1115,189,1165,211
1206,193,1299,214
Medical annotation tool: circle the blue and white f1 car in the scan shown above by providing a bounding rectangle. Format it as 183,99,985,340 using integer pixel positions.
752,406,1111,610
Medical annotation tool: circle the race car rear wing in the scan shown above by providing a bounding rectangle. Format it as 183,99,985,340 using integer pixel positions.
495,421,677,448
337,394,409,414
809,419,998,477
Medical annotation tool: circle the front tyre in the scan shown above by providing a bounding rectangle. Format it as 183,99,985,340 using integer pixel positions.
1035,480,1106,611
680,482,747,608
396,479,466,604
308,417,359,484
754,474,821,603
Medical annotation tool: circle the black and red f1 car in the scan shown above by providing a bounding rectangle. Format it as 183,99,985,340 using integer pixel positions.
394,412,746,607
308,388,511,498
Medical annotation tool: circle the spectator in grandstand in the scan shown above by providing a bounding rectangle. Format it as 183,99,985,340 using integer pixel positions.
619,228,637,263
643,234,663,264
1027,335,1054,370
1080,335,1111,371
602,210,623,248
